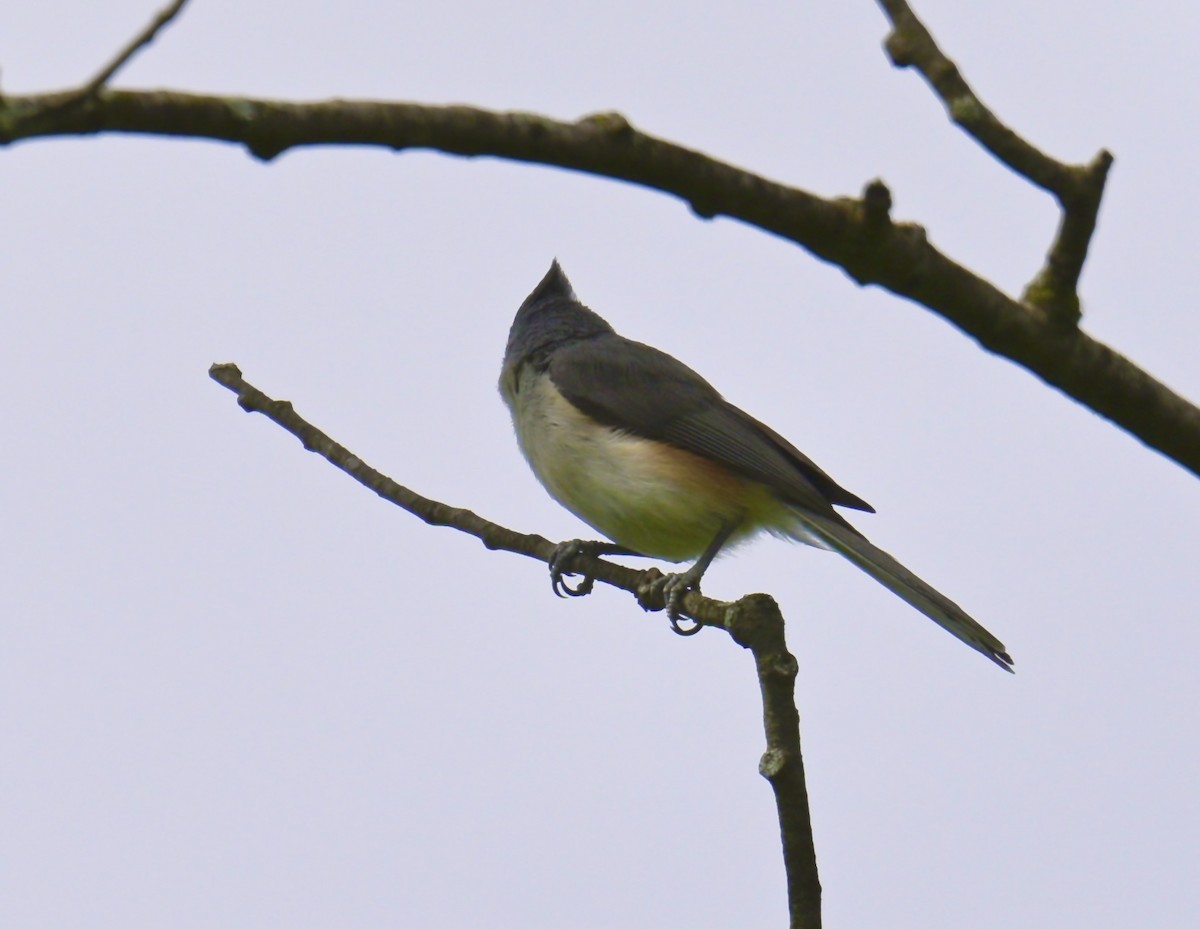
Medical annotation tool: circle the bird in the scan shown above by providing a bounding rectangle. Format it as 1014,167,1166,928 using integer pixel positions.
498,260,1013,671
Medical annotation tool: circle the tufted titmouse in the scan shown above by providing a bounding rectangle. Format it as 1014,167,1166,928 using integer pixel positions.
499,261,1012,671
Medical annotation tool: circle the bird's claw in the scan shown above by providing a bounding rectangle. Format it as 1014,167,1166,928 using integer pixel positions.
636,569,704,636
549,540,596,598
553,572,594,598
662,573,704,635
668,611,704,636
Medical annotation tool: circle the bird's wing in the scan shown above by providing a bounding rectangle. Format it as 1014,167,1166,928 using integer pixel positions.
547,334,873,515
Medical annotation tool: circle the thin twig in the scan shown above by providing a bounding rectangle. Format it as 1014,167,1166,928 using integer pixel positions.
877,0,1069,192
54,0,191,111
876,0,1112,327
207,362,822,926
1019,149,1113,328
206,362,728,625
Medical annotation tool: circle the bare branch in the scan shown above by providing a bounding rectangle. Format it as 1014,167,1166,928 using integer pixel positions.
207,362,822,925
876,0,1112,327
3,98,1191,476
54,0,191,110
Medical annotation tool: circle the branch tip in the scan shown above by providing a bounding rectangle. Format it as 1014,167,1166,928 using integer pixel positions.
862,178,893,226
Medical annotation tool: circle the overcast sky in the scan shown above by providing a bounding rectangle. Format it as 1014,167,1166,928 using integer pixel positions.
3,2,1198,927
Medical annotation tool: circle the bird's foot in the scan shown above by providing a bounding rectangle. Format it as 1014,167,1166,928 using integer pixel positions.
636,567,705,636
549,539,598,598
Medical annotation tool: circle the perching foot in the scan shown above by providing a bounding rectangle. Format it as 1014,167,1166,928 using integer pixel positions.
636,567,705,636
549,540,642,599
549,540,597,598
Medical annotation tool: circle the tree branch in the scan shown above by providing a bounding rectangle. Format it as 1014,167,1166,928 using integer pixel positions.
5,94,1195,477
877,0,1112,327
208,361,822,927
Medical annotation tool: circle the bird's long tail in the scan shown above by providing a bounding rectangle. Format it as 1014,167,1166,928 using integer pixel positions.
796,516,1014,671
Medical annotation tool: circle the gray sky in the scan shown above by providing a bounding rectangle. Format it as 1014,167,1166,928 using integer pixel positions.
4,2,1198,927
